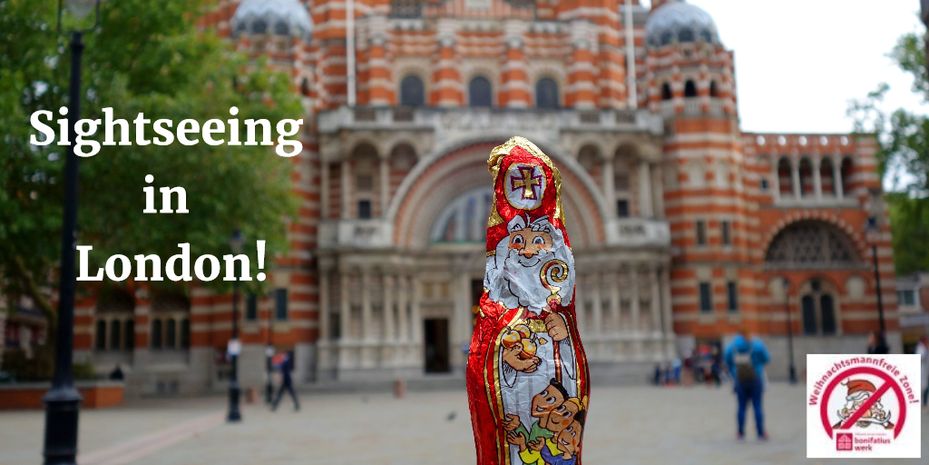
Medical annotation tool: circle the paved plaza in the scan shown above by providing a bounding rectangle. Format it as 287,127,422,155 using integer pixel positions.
1,383,926,464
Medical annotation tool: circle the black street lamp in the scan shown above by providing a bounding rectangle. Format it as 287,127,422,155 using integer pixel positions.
265,309,274,404
227,229,244,422
864,216,886,333
43,2,101,464
782,278,798,385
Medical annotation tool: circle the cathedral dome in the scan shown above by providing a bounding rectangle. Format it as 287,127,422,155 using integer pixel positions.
645,0,719,48
231,0,313,40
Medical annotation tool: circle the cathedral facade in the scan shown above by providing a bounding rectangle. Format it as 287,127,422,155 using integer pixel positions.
3,0,897,394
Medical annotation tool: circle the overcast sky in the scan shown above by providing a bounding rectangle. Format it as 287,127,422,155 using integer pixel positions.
643,0,927,134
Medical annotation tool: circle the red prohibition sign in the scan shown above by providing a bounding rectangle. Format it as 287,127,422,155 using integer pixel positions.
819,366,907,439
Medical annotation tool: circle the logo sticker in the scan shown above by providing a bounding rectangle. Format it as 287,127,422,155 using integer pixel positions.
806,354,921,458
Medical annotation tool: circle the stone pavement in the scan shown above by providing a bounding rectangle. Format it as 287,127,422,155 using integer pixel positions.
1,383,926,464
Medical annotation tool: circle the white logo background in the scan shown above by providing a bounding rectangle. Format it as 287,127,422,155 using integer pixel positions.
806,354,921,458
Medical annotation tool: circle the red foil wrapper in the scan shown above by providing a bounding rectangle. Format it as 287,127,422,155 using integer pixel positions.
467,137,590,465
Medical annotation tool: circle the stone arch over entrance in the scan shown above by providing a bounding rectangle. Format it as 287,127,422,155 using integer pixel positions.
763,219,864,269
388,138,608,249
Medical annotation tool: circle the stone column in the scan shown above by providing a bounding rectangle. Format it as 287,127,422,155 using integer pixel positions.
652,164,664,218
638,162,653,217
771,160,781,200
603,157,615,207
629,269,640,333
379,156,390,217
360,269,375,368
397,275,411,366
660,266,675,359
320,273,330,340
791,158,801,199
630,268,642,356
339,271,351,368
608,271,621,335
340,273,351,339
341,159,352,219
833,158,844,199
361,270,372,341
382,273,394,366
590,274,603,337
813,158,822,200
320,161,330,219
412,276,423,345
650,266,661,337
382,274,394,341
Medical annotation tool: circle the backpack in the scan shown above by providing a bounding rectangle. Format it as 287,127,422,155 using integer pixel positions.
733,344,756,382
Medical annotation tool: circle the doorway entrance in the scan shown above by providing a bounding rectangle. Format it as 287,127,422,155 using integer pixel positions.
424,318,450,373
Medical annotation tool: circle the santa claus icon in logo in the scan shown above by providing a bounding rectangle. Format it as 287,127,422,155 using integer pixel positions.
832,379,895,430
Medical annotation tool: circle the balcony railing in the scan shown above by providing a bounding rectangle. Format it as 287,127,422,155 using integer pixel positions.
608,217,671,247
318,106,662,136
318,219,393,249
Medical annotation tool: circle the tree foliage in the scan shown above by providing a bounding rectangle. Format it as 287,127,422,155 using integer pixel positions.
0,0,302,333
849,28,929,276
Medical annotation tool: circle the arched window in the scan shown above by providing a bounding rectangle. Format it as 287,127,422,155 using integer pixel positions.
709,81,718,97
251,19,267,34
301,77,310,96
151,319,163,350
430,186,494,243
764,221,860,269
165,319,177,349
840,157,853,195
95,320,107,350
777,157,793,197
110,320,121,350
274,21,289,36
535,78,559,109
661,83,672,101
399,75,424,107
180,318,190,349
125,320,135,350
469,76,492,107
678,28,695,43
820,157,836,197
799,158,814,197
684,80,697,98
801,280,839,335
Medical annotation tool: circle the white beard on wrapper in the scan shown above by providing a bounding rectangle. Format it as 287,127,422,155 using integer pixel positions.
485,214,575,312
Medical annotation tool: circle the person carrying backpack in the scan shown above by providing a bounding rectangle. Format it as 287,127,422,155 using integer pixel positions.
724,327,770,440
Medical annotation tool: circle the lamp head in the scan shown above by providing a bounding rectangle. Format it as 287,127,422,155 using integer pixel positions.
863,216,880,244
229,229,245,254
64,0,98,19
58,0,102,33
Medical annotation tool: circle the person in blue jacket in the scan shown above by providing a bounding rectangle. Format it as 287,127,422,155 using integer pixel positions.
724,327,770,440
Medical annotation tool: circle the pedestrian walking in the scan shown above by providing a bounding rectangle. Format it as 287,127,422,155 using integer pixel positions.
866,330,889,354
724,327,770,441
271,351,300,412
916,335,928,412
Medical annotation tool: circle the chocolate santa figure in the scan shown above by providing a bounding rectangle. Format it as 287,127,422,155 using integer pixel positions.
466,136,590,465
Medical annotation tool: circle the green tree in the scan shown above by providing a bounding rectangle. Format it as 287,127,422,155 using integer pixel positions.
849,29,929,276
0,0,302,366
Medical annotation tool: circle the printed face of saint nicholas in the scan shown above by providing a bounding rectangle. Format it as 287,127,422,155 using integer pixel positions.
508,227,553,261
485,214,576,310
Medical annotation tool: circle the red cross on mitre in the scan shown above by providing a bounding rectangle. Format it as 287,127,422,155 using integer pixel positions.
510,165,543,200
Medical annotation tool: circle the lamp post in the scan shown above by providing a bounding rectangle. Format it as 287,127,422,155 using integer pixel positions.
227,229,244,422
864,216,886,333
43,2,100,464
782,278,797,385
265,308,274,404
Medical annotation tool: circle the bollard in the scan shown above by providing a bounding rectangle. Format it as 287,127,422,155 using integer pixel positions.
394,379,406,398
